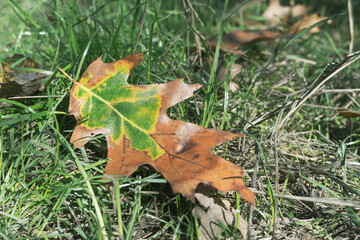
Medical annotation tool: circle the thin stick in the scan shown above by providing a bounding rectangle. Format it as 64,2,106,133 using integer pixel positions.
271,100,285,238
348,0,354,53
187,0,203,67
132,0,148,55
318,88,360,93
186,0,204,27
250,189,360,208
58,68,76,84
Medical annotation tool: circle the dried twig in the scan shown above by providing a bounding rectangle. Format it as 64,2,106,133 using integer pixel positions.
186,0,204,27
251,189,360,208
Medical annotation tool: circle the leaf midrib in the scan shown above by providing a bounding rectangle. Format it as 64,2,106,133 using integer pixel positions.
75,81,151,135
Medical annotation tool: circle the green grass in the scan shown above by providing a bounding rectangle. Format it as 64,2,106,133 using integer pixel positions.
1,0,360,239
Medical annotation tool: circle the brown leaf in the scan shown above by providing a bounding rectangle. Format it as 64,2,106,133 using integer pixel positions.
206,38,246,56
202,57,242,93
207,30,281,55
291,4,309,18
192,193,248,240
288,13,329,35
203,57,241,83
229,82,240,92
217,63,242,92
262,0,291,25
68,53,255,206
0,54,45,98
338,108,360,118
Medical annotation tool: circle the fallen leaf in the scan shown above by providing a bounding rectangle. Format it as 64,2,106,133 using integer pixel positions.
217,63,242,82
290,4,309,18
0,54,45,98
206,38,246,56
338,108,360,118
207,30,281,55
202,57,242,93
192,193,248,240
67,53,255,205
262,0,291,25
202,57,242,82
288,13,329,34
229,82,240,92
216,62,242,92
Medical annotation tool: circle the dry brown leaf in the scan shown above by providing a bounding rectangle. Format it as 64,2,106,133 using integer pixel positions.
68,53,255,205
229,82,240,92
291,4,309,18
288,13,329,34
0,54,45,98
338,108,360,118
262,0,291,25
218,63,241,92
217,63,242,82
192,193,248,240
207,30,281,55
206,38,246,56
202,58,242,92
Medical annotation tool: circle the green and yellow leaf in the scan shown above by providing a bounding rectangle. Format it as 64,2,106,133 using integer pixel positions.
66,53,255,206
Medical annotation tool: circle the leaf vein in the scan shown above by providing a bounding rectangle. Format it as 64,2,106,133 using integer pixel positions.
74,81,150,136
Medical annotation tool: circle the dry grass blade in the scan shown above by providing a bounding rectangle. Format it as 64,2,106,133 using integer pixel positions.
252,190,360,208
348,0,354,53
248,51,360,127
270,100,286,238
279,50,360,128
